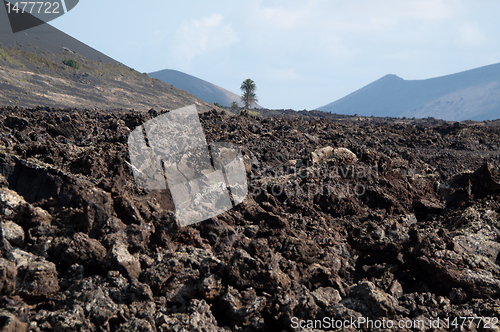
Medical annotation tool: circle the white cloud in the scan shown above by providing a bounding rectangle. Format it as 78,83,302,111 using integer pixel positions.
248,0,457,33
371,0,457,21
248,5,308,30
455,22,487,47
171,13,239,69
193,14,223,28
241,0,460,64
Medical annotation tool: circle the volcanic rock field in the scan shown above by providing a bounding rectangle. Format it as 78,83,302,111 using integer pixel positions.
0,106,500,331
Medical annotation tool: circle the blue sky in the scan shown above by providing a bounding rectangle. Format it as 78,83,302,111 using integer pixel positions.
51,0,500,110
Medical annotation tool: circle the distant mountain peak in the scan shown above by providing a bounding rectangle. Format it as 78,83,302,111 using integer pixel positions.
380,74,403,80
318,64,500,121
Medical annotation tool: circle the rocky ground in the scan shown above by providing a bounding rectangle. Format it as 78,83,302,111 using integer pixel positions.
0,106,499,332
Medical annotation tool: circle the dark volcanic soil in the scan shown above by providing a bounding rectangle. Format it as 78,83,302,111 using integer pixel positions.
0,106,500,332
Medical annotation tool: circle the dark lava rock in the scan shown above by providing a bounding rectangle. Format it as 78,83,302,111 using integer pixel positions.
103,242,142,280
0,258,17,294
413,198,446,220
345,280,398,318
0,107,499,331
0,310,29,332
8,249,59,299
0,221,24,248
53,232,107,268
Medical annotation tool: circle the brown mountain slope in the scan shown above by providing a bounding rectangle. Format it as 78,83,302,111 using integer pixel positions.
0,5,213,111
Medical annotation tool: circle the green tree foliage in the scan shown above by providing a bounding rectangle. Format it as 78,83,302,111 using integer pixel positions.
231,101,239,111
240,78,258,109
62,59,79,69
